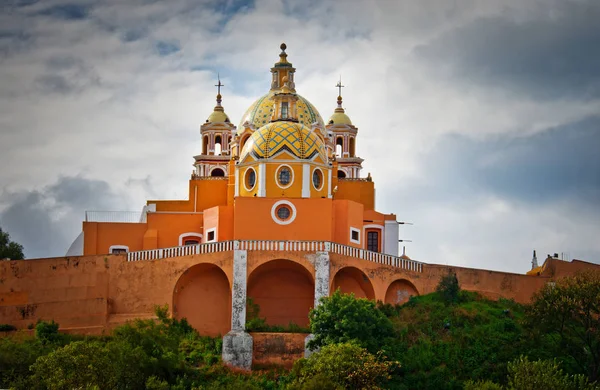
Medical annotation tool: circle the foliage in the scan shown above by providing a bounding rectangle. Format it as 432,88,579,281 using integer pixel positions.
0,324,17,332
507,356,599,390
35,320,60,344
463,380,504,390
245,298,310,333
436,271,461,304
290,342,399,390
29,340,149,390
308,289,394,353
0,227,24,260
526,271,600,381
390,291,528,389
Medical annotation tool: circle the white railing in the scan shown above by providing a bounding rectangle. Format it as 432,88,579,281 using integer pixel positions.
126,240,423,272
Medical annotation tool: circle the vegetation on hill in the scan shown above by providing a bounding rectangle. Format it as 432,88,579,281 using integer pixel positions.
1,271,599,389
0,227,24,260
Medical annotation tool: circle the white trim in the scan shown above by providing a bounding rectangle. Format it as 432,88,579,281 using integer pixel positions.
312,167,324,191
271,200,297,225
349,227,361,244
205,227,217,243
363,225,384,251
275,164,294,189
302,164,310,198
242,166,257,192
109,245,129,254
234,167,240,196
327,168,332,198
258,163,266,197
178,232,203,246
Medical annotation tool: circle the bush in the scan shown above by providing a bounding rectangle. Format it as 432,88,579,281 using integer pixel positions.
308,289,394,353
436,272,460,304
290,342,399,389
35,320,60,344
507,356,599,390
464,380,504,390
0,324,16,332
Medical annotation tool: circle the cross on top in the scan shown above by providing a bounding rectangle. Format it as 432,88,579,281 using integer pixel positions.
335,76,345,97
215,74,224,95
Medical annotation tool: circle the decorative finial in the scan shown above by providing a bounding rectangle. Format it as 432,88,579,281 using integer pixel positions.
403,246,406,256
214,74,224,105
335,76,345,108
278,43,288,63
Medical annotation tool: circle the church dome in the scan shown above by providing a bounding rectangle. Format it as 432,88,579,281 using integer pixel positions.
240,122,327,161
207,110,230,123
328,111,352,125
238,91,324,133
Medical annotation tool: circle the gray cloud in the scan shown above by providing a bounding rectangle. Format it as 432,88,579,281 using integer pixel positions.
414,1,600,100
37,4,91,20
0,176,132,259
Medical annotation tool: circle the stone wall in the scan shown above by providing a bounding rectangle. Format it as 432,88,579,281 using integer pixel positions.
251,332,307,368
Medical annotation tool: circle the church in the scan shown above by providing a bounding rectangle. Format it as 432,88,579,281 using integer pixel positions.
1,44,598,369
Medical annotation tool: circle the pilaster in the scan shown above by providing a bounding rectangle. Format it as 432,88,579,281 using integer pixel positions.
305,250,330,358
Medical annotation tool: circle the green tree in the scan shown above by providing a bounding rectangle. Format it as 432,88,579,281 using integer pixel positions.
436,271,460,304
290,342,399,390
0,227,24,260
308,289,395,353
526,271,600,381
507,356,599,390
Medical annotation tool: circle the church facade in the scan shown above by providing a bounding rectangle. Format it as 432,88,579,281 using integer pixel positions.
1,44,598,369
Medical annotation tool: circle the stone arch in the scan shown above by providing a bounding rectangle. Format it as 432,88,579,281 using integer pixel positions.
332,266,375,300
172,263,231,336
247,259,314,327
385,279,419,305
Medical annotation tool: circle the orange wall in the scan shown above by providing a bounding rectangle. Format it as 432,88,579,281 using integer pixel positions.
83,222,147,255
149,179,228,212
234,197,333,241
332,200,364,248
335,180,375,210
203,206,234,242
147,213,204,248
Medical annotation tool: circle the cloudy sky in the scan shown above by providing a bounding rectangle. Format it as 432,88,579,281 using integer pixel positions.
1,0,599,273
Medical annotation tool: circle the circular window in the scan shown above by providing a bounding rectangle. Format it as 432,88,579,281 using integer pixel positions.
244,168,256,190
276,205,291,220
271,200,297,225
312,168,323,190
276,165,293,188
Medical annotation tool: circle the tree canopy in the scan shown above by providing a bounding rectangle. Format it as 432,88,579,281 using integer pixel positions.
0,227,24,260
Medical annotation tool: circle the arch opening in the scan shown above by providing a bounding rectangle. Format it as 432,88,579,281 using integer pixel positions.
202,135,208,155
385,279,419,305
332,267,375,300
215,135,222,155
211,168,225,177
349,137,355,157
173,263,231,336
337,170,346,179
335,137,343,157
247,259,314,327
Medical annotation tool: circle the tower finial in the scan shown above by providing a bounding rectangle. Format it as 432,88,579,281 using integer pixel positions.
335,76,345,107
214,74,224,105
278,42,288,63
531,249,538,270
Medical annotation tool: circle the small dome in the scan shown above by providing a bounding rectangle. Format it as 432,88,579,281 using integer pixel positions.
207,110,230,123
328,111,352,125
240,122,327,161
239,91,324,133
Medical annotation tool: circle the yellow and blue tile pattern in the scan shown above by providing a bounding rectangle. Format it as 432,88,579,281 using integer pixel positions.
240,122,326,161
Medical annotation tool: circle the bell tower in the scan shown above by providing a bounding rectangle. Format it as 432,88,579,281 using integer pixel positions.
194,76,236,177
326,78,363,179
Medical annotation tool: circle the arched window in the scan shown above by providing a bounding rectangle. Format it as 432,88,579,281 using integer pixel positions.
215,135,222,156
349,137,355,157
211,168,225,177
336,137,343,157
202,135,208,155
337,170,346,178
179,233,203,246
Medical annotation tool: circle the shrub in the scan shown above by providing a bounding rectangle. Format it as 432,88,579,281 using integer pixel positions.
436,271,460,304
308,289,394,353
35,320,60,344
507,356,599,390
0,324,16,332
463,380,504,390
290,342,399,389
